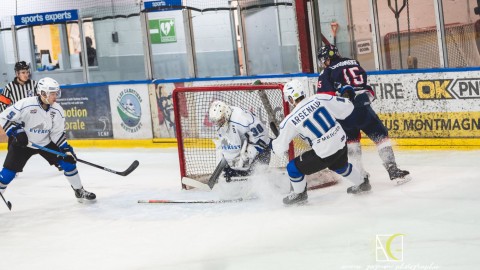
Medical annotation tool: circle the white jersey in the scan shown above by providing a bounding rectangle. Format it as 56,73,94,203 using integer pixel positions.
272,94,353,158
0,96,67,147
216,106,270,165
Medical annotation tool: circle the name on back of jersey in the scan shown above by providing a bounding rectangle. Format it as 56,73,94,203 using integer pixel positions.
291,100,322,125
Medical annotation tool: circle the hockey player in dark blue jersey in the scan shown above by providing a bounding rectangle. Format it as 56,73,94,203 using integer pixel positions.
316,44,411,185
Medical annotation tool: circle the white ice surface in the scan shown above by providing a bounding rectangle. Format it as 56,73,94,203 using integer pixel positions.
0,148,479,270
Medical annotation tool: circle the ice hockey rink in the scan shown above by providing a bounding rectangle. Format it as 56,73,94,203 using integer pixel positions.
0,147,479,270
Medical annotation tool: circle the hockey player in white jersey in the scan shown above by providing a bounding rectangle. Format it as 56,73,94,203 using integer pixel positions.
0,77,95,203
271,80,370,205
209,100,271,183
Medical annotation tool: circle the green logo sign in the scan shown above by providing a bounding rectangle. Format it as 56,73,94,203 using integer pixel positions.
149,18,176,44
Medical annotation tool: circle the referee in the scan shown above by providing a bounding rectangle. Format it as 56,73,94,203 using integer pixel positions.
0,61,36,112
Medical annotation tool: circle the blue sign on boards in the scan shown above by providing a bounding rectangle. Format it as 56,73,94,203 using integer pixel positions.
14,9,78,26
144,0,182,11
57,86,114,139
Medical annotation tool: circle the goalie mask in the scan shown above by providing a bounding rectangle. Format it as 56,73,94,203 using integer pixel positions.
283,80,305,106
37,77,61,104
209,100,232,128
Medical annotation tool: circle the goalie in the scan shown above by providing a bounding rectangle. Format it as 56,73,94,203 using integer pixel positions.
208,100,271,183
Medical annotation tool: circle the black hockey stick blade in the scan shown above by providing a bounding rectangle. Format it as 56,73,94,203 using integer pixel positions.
207,158,228,189
269,122,279,137
0,192,12,211
119,160,140,176
77,159,140,176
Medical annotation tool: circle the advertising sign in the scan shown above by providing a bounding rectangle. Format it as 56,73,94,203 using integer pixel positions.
14,10,78,26
109,84,153,139
57,86,113,139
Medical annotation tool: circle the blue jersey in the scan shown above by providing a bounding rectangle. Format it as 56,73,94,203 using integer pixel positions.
316,57,373,97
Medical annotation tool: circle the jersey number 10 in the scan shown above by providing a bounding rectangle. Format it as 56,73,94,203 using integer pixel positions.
302,106,336,138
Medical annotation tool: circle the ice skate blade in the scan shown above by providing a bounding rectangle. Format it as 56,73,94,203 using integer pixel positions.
393,175,412,185
77,198,97,204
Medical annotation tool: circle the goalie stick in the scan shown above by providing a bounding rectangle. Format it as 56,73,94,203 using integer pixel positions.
253,80,280,137
28,143,139,176
206,158,228,189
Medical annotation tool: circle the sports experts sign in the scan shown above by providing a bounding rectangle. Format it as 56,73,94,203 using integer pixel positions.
14,10,78,26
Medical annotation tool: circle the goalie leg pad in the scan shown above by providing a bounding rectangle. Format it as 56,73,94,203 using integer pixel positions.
224,166,252,183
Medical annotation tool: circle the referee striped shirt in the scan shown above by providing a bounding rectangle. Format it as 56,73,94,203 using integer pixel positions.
0,78,37,112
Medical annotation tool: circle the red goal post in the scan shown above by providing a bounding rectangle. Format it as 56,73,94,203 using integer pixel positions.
172,83,339,190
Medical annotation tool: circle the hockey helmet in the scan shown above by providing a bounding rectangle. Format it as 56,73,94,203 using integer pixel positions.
283,80,305,105
317,44,340,65
37,77,61,103
14,61,30,72
209,100,232,128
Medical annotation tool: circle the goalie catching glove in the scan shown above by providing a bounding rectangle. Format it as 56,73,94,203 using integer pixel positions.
228,141,258,171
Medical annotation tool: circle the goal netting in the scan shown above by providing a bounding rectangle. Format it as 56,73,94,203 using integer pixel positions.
172,83,340,191
385,21,480,69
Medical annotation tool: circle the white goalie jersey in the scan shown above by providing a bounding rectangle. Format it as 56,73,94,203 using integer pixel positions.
216,106,270,167
0,96,67,147
272,94,354,158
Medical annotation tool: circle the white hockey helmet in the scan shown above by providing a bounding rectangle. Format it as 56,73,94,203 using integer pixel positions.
209,100,232,128
283,80,305,105
37,77,61,104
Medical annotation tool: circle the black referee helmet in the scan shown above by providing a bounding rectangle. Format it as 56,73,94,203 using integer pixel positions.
14,61,30,72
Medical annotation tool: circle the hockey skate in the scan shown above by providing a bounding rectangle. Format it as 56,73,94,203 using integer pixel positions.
283,187,308,205
386,163,411,185
72,186,96,203
347,176,371,194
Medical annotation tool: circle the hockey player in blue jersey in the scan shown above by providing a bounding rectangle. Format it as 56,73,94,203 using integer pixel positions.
316,44,410,185
271,80,370,205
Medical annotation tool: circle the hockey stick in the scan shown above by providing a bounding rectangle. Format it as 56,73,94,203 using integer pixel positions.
331,22,339,46
206,158,228,189
28,143,139,176
138,197,254,204
181,177,210,190
253,80,280,137
0,192,12,211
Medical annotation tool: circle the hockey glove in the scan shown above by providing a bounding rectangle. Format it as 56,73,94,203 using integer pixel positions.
338,85,356,102
6,125,28,147
60,142,77,164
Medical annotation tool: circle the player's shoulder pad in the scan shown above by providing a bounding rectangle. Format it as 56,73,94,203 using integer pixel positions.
50,102,65,117
230,106,254,127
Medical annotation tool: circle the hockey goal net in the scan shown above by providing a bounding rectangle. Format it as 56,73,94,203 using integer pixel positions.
172,83,339,190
